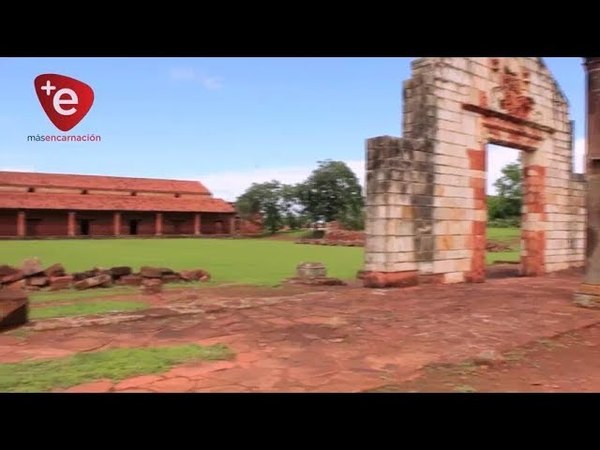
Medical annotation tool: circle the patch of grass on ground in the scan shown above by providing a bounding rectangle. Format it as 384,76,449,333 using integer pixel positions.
30,287,138,303
0,343,233,392
487,227,520,241
0,238,363,286
30,300,147,320
486,250,520,265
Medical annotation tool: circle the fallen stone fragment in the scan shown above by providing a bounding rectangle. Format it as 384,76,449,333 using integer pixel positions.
74,274,113,290
0,288,28,331
22,257,43,277
49,275,74,291
43,263,66,277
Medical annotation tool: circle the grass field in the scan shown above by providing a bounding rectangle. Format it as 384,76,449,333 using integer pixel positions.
0,238,363,286
0,343,233,392
0,228,522,287
486,227,521,265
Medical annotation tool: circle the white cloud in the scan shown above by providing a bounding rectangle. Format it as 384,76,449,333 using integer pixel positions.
195,160,365,201
169,68,223,90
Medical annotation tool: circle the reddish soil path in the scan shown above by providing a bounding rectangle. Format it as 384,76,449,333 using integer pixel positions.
372,323,600,392
1,269,598,392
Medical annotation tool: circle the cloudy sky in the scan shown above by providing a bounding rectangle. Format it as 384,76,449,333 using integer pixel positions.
0,57,585,200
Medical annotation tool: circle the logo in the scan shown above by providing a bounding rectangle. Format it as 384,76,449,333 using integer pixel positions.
34,74,94,132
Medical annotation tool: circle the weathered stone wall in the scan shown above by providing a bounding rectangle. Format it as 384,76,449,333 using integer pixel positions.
364,57,586,287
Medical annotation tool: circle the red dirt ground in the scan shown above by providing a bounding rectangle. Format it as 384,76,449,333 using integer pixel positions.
371,323,600,393
1,268,598,392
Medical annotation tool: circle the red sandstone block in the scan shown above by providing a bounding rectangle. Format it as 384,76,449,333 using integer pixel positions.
467,149,486,171
472,221,486,236
43,263,66,277
363,271,419,289
49,275,74,291
473,187,486,201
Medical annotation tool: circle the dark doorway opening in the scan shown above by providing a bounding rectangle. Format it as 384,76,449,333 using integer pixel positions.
26,219,41,236
214,220,224,234
129,220,139,235
79,219,90,236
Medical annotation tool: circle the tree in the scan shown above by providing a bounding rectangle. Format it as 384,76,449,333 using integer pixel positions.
296,160,364,227
236,181,287,234
488,162,523,220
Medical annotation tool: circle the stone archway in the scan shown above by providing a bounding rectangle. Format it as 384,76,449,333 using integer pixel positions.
363,57,586,288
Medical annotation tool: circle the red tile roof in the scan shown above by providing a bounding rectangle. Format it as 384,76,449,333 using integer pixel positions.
0,171,211,195
0,192,235,213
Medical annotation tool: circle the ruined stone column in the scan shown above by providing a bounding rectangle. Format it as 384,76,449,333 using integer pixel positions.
67,211,76,236
113,212,121,236
17,211,26,237
155,213,163,236
194,213,201,235
574,57,600,308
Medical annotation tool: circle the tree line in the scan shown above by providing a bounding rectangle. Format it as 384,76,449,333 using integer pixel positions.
236,159,523,234
235,160,364,234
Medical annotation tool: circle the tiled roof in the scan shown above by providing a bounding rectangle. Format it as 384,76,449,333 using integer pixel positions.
0,193,235,213
0,171,211,195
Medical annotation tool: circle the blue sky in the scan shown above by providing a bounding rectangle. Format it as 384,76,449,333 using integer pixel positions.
0,57,585,200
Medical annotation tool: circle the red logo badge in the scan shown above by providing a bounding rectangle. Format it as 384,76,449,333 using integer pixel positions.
34,74,94,132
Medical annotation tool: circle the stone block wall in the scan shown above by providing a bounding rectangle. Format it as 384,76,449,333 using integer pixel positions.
364,57,586,287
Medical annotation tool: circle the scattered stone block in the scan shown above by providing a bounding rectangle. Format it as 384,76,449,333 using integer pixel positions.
109,266,132,279
179,269,211,282
21,257,43,277
296,262,327,279
28,276,49,287
162,274,181,283
140,266,163,278
118,275,142,286
72,270,97,281
1,270,25,285
43,263,66,277
0,265,19,278
5,279,26,290
74,274,112,290
0,288,28,331
49,275,74,291
285,277,346,286
140,278,163,294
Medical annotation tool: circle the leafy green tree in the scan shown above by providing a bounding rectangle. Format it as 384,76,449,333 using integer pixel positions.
236,181,286,234
296,160,364,225
487,162,523,221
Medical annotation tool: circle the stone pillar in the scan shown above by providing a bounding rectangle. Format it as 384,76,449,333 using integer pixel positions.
113,212,121,236
228,215,235,235
17,211,26,237
67,211,76,236
575,57,600,308
194,213,201,235
155,213,163,236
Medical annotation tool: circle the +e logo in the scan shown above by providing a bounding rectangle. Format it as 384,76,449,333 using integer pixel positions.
34,74,95,132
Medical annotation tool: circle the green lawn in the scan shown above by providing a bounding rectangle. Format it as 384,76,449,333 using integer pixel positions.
0,228,522,288
0,343,233,392
0,238,363,286
486,226,520,264
486,227,520,241
30,300,148,320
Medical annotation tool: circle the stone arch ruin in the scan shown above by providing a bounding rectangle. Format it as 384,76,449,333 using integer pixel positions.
363,57,586,288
